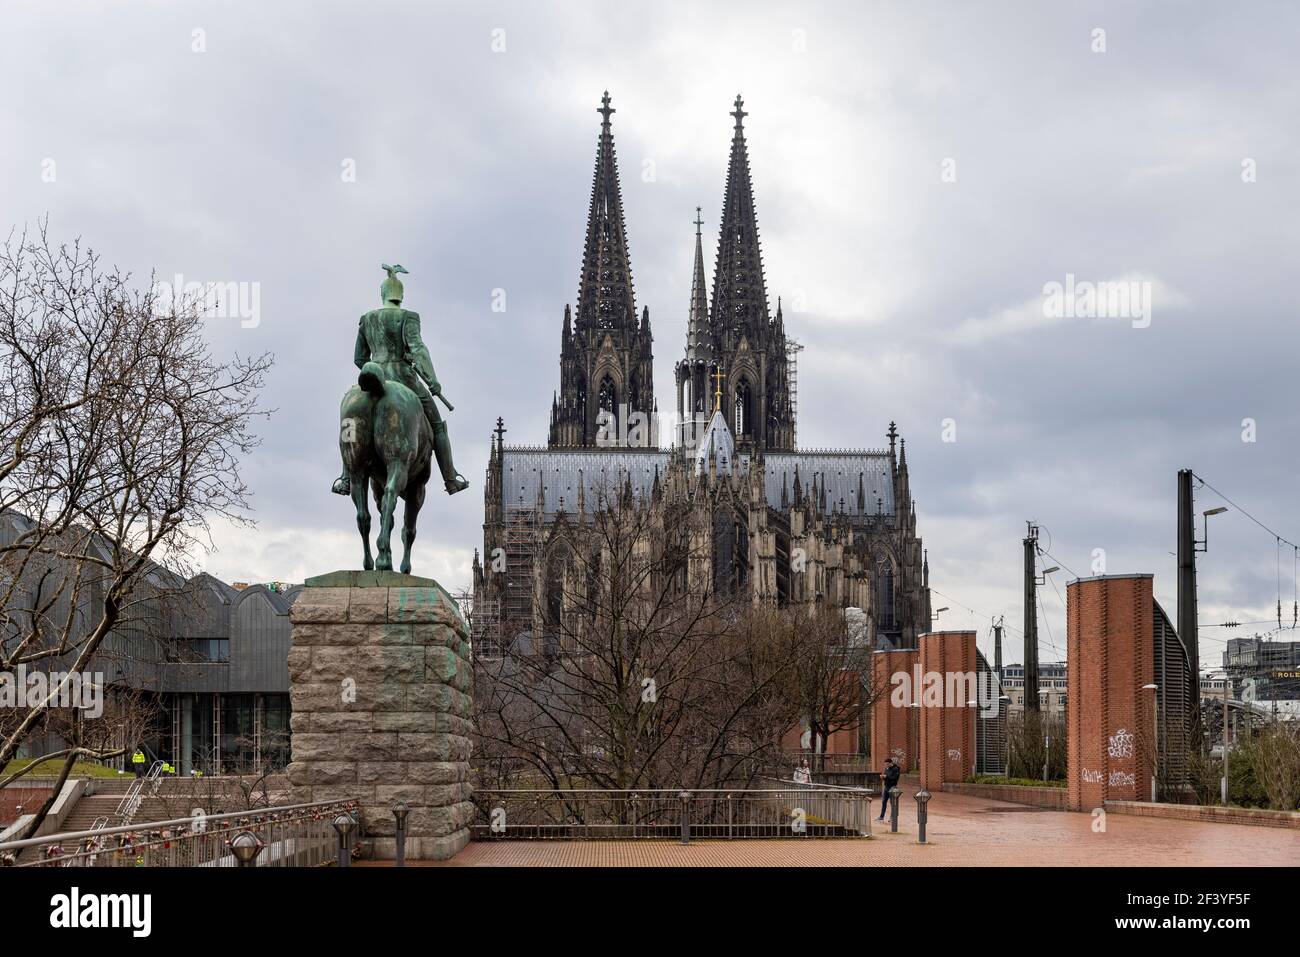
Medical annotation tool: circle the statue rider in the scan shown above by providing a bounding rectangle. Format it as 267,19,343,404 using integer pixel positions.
332,264,469,496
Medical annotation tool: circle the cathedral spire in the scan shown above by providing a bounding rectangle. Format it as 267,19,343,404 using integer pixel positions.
711,94,769,342
685,207,709,360
576,90,637,334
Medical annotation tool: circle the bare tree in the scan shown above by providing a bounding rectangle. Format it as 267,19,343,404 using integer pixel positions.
771,604,888,757
473,491,803,795
0,221,271,836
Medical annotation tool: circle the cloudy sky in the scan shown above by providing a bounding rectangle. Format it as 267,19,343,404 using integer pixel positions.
3,1,1297,673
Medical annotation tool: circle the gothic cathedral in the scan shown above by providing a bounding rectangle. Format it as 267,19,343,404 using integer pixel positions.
473,93,931,655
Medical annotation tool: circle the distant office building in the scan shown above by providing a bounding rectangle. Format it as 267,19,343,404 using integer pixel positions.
1000,661,1068,716
4,509,294,775
1223,636,1300,702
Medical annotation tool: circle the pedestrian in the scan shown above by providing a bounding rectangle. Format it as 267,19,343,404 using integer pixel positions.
792,760,810,785
877,756,901,820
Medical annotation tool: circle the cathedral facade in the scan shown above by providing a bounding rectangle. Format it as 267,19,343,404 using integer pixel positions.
472,93,930,655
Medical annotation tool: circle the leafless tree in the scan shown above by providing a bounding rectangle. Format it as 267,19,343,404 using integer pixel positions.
771,604,888,757
0,220,271,837
473,492,804,795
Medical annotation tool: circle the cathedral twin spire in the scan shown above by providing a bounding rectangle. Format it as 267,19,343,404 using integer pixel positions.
551,91,792,452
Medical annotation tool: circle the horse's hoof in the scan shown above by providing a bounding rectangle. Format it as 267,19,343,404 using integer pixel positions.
332,477,351,496
364,558,374,571
445,474,469,495
400,563,411,575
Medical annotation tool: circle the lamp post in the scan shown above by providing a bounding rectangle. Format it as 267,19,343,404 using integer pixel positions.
332,813,356,868
1142,683,1159,802
392,802,410,867
230,830,263,868
999,695,1011,776
908,702,921,776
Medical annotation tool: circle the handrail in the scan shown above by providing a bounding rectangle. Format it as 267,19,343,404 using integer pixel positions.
0,798,357,853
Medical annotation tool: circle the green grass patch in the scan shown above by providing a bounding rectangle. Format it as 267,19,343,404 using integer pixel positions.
3,758,126,780
967,775,1066,789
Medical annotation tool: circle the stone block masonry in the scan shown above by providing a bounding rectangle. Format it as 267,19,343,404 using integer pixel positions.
287,570,474,861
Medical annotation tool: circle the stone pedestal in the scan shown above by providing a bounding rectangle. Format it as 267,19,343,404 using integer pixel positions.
287,570,474,860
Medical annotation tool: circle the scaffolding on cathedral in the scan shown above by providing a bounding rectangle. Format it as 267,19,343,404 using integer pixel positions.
787,337,803,449
502,502,541,637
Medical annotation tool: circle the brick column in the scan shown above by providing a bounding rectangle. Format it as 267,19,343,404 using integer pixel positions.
917,631,977,791
870,649,918,771
287,570,474,860
1067,574,1155,811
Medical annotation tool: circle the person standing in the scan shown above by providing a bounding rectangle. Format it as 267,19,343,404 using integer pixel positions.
877,757,901,821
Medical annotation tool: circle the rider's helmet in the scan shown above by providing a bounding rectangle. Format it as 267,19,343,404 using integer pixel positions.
380,263,408,306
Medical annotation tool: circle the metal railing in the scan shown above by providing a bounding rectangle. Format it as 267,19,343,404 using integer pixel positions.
113,760,165,826
0,799,358,868
778,751,877,777
472,787,872,841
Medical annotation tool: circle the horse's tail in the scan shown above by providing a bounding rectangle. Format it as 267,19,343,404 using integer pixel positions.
358,361,385,397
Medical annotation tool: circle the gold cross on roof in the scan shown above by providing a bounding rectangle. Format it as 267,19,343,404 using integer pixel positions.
712,366,726,413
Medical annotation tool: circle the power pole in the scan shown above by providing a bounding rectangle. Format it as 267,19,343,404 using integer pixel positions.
994,617,1004,679
1177,469,1200,683
1024,523,1040,714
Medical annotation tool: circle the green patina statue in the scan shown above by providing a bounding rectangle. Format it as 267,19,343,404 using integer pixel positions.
335,264,468,573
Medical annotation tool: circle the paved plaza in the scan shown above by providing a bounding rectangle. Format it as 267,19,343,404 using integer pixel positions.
382,789,1300,867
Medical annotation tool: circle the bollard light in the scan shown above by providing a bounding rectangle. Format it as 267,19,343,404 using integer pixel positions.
678,790,692,845
230,830,263,868
888,786,902,833
393,802,410,868
332,813,356,868
914,788,932,844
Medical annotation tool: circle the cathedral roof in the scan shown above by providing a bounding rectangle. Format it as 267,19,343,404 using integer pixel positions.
500,448,668,518
498,447,896,520
763,451,895,521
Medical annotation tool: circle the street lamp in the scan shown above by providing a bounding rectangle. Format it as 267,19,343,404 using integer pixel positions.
1198,507,1228,552
999,695,1011,776
908,702,922,775
931,607,949,623
1035,566,1059,587
1142,683,1159,802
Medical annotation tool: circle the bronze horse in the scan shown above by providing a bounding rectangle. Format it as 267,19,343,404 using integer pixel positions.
339,362,433,573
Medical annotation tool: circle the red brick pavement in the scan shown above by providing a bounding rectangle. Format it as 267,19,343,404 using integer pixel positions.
375,788,1299,867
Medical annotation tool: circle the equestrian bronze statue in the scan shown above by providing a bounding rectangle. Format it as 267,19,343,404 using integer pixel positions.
335,264,468,573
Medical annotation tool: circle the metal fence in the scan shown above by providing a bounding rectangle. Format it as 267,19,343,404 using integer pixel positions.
472,786,872,841
0,799,358,868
